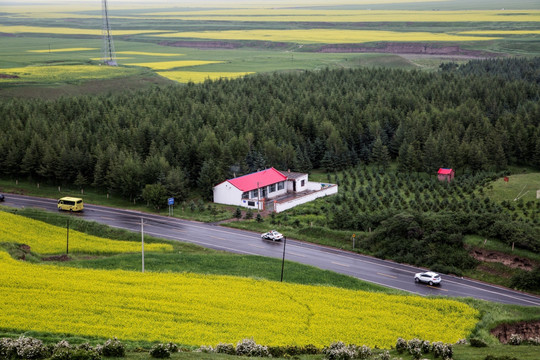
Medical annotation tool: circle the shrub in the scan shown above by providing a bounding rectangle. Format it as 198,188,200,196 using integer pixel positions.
356,345,372,359
196,345,214,353
526,336,540,345
432,342,444,358
5,336,49,359
165,343,178,353
267,346,286,358
234,207,242,219
421,340,431,353
101,338,125,357
407,338,422,354
149,344,170,358
50,347,101,360
0,338,16,359
376,350,391,360
214,343,235,355
268,344,319,357
395,338,407,354
409,347,422,360
244,209,253,220
235,338,268,357
508,334,522,346
510,267,540,291
469,337,488,347
302,344,320,354
441,344,453,360
322,341,356,360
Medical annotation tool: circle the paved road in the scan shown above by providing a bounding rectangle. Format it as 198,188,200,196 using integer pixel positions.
3,193,540,307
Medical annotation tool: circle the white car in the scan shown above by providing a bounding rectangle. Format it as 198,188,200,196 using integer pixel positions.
414,271,441,286
261,230,283,241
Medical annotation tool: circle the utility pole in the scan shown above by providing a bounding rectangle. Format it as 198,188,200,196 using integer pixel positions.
66,217,70,255
280,236,287,282
141,218,145,273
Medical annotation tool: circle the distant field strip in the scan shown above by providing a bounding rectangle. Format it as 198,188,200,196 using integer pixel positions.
128,60,224,70
28,48,98,53
0,211,172,254
157,71,254,83
153,29,500,44
117,51,182,56
142,10,540,23
458,30,540,35
0,65,141,83
0,250,479,347
0,26,173,36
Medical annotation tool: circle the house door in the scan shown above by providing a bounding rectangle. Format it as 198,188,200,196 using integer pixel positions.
293,181,296,192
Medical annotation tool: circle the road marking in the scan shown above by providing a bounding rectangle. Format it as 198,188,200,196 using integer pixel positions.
209,235,226,241
427,285,448,291
99,216,116,221
377,272,397,279
331,261,350,268
248,244,266,249
288,251,306,258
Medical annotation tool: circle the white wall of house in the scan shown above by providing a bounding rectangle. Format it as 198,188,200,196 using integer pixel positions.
213,182,244,207
214,181,288,209
286,174,309,192
274,184,338,213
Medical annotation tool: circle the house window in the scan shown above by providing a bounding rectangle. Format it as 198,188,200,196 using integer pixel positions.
248,201,255,207
242,192,249,199
251,189,258,198
277,181,284,190
301,179,305,187
269,184,276,193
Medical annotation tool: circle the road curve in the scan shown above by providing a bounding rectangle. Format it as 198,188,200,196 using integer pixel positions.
3,193,540,307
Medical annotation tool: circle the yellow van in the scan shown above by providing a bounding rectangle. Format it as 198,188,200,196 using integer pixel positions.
58,197,84,212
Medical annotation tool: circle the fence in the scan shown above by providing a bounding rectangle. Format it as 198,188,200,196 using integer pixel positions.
274,183,338,213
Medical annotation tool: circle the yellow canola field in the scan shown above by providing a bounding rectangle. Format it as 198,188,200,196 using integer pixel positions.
0,211,171,254
143,10,540,23
117,51,182,57
0,25,172,36
158,71,253,83
153,29,500,44
458,30,540,35
128,60,223,70
0,250,479,347
0,65,140,83
28,47,98,53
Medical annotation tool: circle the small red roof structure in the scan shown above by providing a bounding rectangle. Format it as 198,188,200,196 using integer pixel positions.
227,167,287,192
437,168,455,182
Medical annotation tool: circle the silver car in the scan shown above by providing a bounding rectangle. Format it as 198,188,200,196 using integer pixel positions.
261,230,283,241
414,271,441,286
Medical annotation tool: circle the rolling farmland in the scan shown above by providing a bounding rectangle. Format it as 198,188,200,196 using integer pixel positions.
1,0,539,91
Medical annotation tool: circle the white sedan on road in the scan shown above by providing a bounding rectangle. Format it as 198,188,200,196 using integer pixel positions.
414,271,442,286
261,230,283,241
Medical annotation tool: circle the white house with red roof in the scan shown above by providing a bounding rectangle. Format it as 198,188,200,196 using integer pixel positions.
213,167,337,212
437,168,455,182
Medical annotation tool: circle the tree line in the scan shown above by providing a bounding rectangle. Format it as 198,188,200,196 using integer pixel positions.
0,57,539,201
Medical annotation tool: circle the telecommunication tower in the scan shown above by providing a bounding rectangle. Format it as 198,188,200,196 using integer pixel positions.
101,0,117,66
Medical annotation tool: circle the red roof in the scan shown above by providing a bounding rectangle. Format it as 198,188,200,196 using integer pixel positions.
228,168,287,192
438,168,454,175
